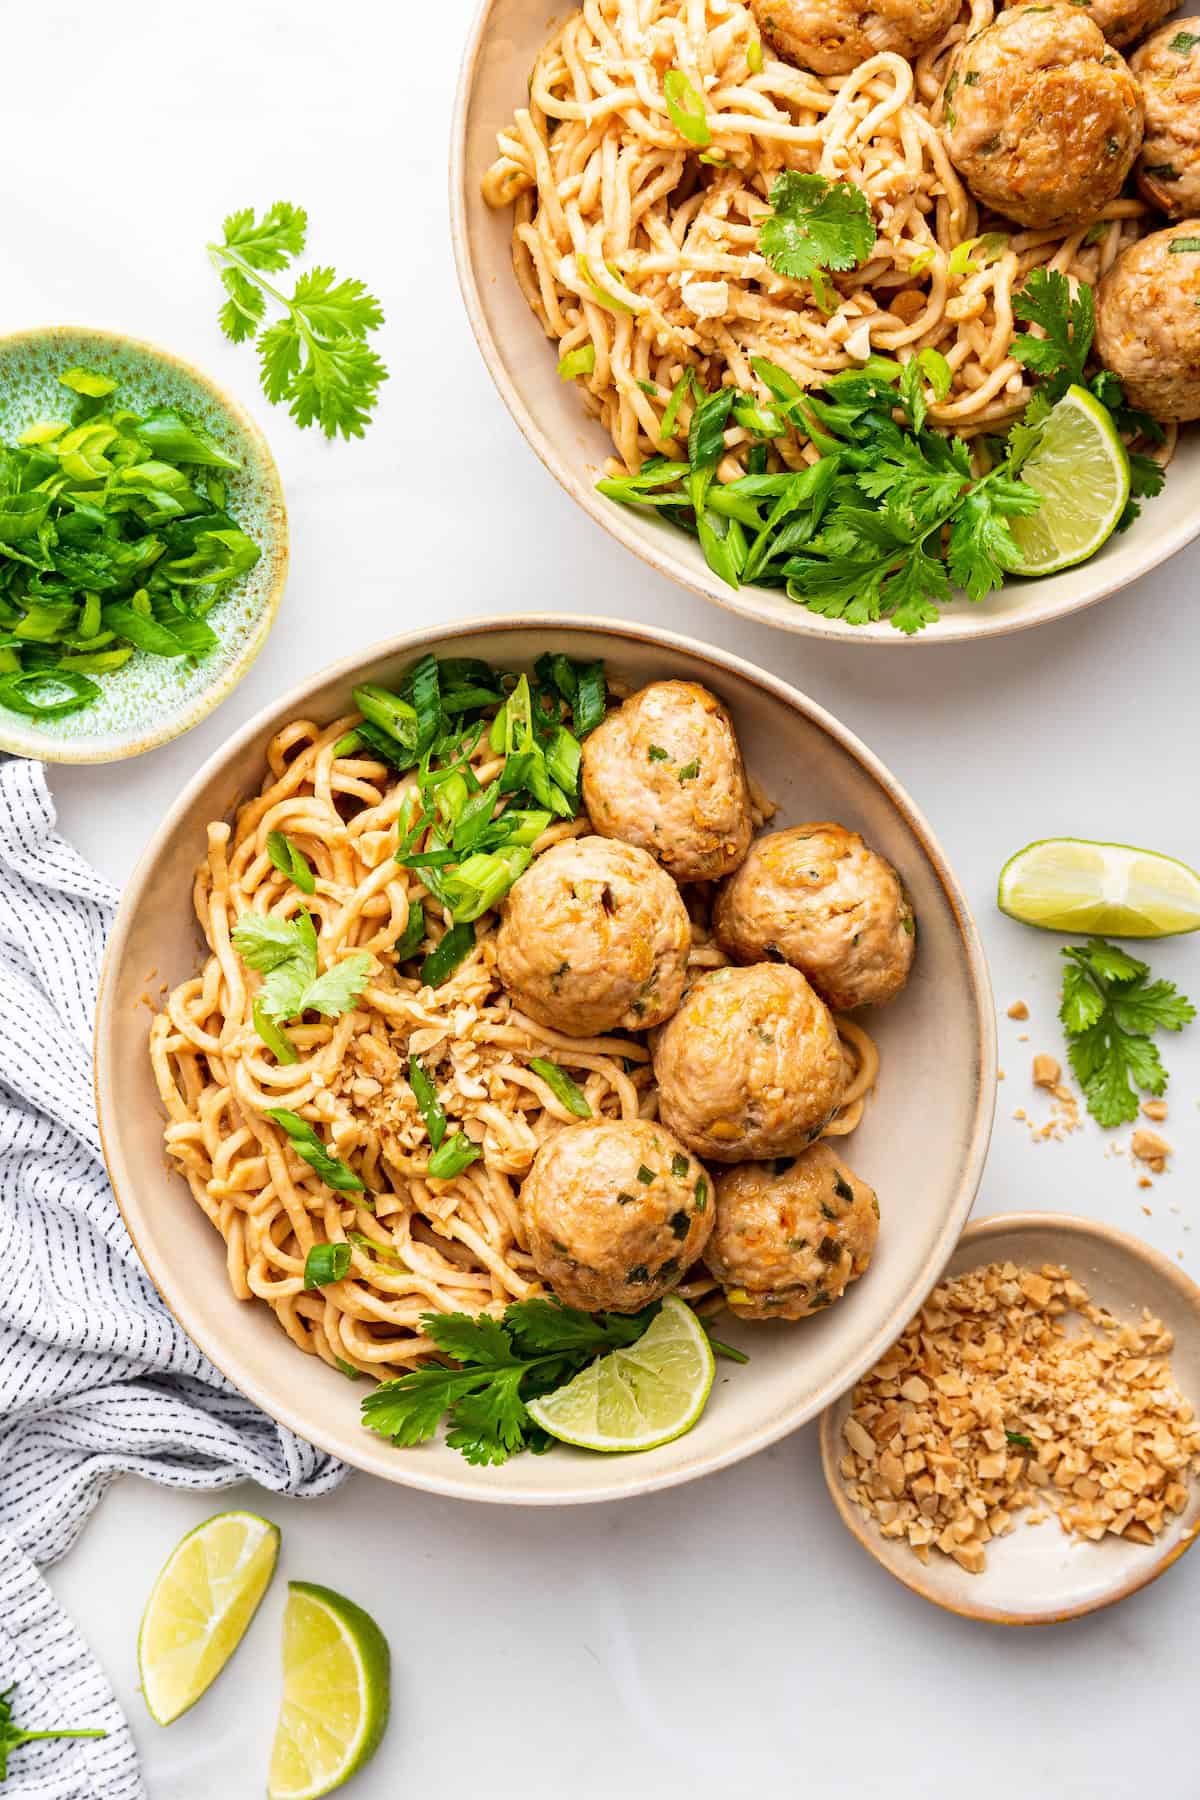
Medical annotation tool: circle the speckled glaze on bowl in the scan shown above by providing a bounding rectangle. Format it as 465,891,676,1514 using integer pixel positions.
450,0,1200,645
96,616,996,1504
0,327,287,762
820,1213,1200,1623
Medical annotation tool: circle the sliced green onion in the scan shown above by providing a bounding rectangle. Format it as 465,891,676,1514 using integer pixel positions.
266,1108,364,1192
750,355,804,403
134,411,240,469
747,37,764,72
408,1054,448,1149
394,898,426,961
0,669,100,717
266,829,316,895
660,369,700,440
427,1130,483,1180
529,1057,593,1119
448,846,532,921
576,254,633,313
253,999,299,1065
1169,236,1200,253
544,725,582,796
303,1241,352,1288
419,921,475,988
352,683,420,759
907,246,937,274
59,365,117,397
575,658,611,734
663,68,712,147
557,344,596,381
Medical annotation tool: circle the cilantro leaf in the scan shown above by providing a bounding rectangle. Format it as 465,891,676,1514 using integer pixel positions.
1010,270,1094,401
361,1300,667,1466
232,910,372,1022
758,173,875,299
947,471,1040,599
209,202,388,438
221,200,307,271
1058,939,1195,1127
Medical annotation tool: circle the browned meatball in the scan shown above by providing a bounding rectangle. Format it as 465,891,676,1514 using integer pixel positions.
943,7,1143,230
1013,0,1178,49
652,963,845,1163
1132,21,1200,216
704,1143,879,1321
750,0,960,76
581,680,753,883
1095,222,1200,418
521,1118,713,1312
713,823,915,1012
495,835,690,1036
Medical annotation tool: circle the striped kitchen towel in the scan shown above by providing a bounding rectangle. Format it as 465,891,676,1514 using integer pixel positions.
0,758,347,1799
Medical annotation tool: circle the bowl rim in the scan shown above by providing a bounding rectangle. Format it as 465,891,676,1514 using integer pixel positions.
817,1209,1200,1623
448,0,1200,648
95,612,997,1504
0,322,289,764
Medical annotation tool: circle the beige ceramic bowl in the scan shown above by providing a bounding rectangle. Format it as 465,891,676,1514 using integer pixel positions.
820,1212,1200,1623
96,616,995,1502
450,0,1200,646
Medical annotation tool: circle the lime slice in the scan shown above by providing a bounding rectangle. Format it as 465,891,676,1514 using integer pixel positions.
526,1295,715,1453
268,1581,391,1800
137,1510,280,1725
998,838,1200,937
1003,385,1130,576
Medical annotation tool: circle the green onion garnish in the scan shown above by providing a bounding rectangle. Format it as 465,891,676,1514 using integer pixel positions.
266,829,316,895
427,1130,483,1180
558,344,596,381
663,69,712,147
253,999,298,1065
419,921,475,988
408,1054,447,1148
303,1241,352,1288
529,1057,593,1119
394,898,426,962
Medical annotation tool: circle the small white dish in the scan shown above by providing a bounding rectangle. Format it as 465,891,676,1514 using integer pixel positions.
820,1212,1200,1624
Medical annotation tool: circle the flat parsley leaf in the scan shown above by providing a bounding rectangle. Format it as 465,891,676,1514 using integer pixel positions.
758,173,875,306
232,909,372,1023
1009,270,1094,401
1058,938,1195,1127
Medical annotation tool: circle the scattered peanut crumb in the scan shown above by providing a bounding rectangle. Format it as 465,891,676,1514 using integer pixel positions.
1142,1101,1169,1123
1132,1129,1172,1176
840,1262,1200,1573
1018,1032,1029,1043
998,1069,1006,1081
1007,1000,1029,1021
1139,1178,1154,1191
1032,1053,1061,1089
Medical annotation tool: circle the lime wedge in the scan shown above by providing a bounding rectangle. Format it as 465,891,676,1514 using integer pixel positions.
1003,385,1130,576
526,1295,715,1453
998,838,1200,937
268,1582,391,1800
137,1510,280,1725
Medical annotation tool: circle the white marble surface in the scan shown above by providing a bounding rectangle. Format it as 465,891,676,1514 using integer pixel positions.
6,1,1200,1793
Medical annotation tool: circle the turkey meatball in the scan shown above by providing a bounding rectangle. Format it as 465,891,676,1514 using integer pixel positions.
581,680,753,883
1095,222,1200,419
713,823,915,1012
750,0,960,76
495,835,689,1036
1132,21,1200,217
943,7,1143,230
1021,0,1178,50
652,964,845,1163
704,1143,880,1321
521,1118,713,1313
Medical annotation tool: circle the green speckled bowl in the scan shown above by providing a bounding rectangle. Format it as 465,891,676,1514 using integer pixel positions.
0,326,288,763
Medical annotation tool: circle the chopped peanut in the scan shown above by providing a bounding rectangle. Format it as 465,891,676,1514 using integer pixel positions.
1132,1129,1172,1172
1032,1053,1061,1089
1007,1000,1029,1021
839,1261,1200,1574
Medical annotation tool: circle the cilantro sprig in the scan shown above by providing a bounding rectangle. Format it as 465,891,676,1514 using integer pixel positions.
361,1299,661,1465
0,1684,106,1781
1059,938,1195,1127
757,173,876,311
232,908,373,1024
208,202,388,439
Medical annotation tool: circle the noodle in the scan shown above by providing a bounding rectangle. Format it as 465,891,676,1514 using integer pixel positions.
152,695,879,1379
482,0,1162,473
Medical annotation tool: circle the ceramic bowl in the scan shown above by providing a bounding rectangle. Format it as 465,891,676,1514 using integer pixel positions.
96,616,995,1502
0,326,288,762
450,0,1200,646
819,1212,1200,1622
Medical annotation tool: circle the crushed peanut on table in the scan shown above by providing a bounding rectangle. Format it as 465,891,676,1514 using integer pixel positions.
840,1261,1200,1575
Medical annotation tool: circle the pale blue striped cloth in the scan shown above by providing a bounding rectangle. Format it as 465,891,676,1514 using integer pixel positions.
0,758,346,1798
